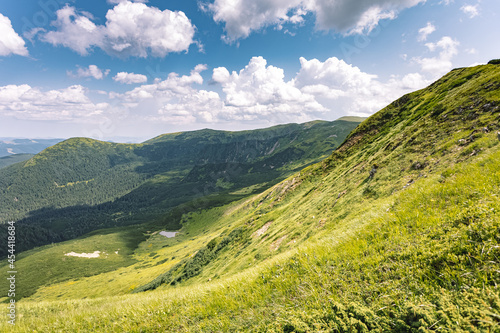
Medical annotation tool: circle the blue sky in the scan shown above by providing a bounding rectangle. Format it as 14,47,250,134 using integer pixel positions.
0,0,498,141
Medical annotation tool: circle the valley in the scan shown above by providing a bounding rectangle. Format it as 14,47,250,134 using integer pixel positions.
1,62,500,332
0,118,362,257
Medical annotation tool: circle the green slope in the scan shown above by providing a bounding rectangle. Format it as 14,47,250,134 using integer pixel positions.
128,63,500,295
2,63,499,332
0,118,361,256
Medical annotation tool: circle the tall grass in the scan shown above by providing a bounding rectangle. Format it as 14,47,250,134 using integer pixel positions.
4,145,499,332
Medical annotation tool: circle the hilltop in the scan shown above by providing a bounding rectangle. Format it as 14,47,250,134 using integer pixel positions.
1,62,500,332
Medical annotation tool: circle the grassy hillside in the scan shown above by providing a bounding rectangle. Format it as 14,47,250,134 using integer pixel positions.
6,149,499,332
2,63,500,332
0,118,361,256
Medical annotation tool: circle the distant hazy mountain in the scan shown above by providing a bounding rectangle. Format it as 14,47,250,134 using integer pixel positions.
0,154,34,169
0,138,64,157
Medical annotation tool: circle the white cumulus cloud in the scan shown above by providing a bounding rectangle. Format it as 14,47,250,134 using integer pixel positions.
0,84,109,121
207,0,426,41
294,56,429,117
108,0,148,3
0,13,29,56
114,56,429,125
417,22,435,42
41,6,101,56
213,56,321,113
39,1,196,58
414,36,460,77
110,64,222,124
113,72,148,84
461,4,479,18
207,0,303,41
1,57,432,126
68,65,110,80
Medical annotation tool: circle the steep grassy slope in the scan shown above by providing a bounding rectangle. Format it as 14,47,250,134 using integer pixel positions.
2,63,500,332
7,149,499,332
126,63,500,296
0,118,361,256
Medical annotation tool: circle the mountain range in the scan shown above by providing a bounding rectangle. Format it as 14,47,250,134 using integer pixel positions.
0,117,363,256
1,62,500,332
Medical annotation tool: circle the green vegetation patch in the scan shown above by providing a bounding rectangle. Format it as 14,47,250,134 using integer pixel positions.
0,226,146,300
